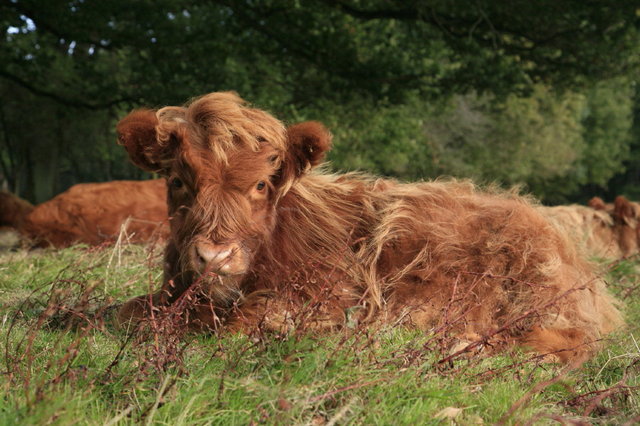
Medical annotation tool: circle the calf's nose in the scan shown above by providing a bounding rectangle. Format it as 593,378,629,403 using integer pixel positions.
194,242,233,274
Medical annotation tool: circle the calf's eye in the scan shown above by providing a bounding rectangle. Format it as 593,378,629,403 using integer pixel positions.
256,181,266,191
171,178,183,189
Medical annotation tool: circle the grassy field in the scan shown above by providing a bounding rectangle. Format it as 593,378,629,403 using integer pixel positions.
0,243,638,425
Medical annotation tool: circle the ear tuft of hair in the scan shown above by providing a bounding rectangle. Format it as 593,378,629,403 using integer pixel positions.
286,121,332,170
588,196,607,211
116,109,160,172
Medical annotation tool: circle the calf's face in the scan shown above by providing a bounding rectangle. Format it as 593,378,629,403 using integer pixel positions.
116,92,331,296
167,137,281,278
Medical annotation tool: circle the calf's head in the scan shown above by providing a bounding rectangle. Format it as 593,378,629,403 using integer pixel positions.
117,92,331,295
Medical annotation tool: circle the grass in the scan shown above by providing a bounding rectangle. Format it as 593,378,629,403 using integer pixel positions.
0,243,638,424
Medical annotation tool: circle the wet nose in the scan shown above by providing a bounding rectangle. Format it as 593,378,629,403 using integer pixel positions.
194,242,233,274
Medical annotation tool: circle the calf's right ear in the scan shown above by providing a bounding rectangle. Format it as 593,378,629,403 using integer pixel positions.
117,109,168,173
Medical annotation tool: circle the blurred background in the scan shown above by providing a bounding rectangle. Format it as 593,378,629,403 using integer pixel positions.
2,1,640,205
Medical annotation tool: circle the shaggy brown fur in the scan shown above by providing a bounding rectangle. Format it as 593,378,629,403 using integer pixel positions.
22,179,169,248
539,204,628,259
0,190,34,229
116,92,623,362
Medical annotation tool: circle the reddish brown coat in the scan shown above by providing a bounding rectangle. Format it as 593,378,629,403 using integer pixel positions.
22,179,168,247
116,92,623,362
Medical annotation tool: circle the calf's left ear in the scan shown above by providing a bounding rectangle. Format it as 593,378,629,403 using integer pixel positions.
283,121,332,176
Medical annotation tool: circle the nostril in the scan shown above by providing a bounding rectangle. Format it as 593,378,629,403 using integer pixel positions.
194,242,233,273
195,243,214,263
194,244,211,271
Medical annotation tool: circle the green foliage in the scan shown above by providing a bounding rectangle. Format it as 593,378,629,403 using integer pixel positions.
4,0,639,105
293,96,434,179
580,79,633,187
0,82,146,202
421,86,587,191
311,80,635,203
0,1,639,201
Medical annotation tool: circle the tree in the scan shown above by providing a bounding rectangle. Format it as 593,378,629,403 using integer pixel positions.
1,0,639,201
3,1,638,108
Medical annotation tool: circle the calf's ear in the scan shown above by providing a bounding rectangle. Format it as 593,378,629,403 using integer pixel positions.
274,121,332,197
282,120,332,173
117,109,175,173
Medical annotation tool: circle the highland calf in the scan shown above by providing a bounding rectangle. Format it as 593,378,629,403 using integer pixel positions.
116,92,622,362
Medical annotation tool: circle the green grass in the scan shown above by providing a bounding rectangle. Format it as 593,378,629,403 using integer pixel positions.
0,244,638,425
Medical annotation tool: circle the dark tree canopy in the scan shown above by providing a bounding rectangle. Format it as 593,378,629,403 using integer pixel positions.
1,0,640,202
3,0,639,107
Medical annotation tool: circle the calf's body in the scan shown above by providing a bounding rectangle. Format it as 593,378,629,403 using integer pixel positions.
117,92,622,362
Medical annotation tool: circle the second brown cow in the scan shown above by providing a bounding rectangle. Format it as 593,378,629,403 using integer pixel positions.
22,179,168,247
539,196,640,260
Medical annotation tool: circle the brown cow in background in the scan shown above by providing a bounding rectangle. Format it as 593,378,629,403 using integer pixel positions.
116,92,622,363
545,195,640,260
539,197,640,260
17,179,168,248
0,190,34,229
588,196,640,258
0,191,34,249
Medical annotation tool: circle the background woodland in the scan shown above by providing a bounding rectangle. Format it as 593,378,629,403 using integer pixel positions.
2,1,640,205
